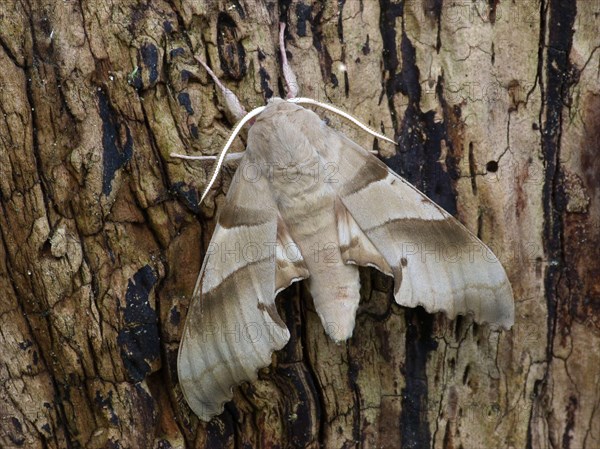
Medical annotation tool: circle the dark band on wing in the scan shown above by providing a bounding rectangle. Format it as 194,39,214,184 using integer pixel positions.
338,159,389,197
370,217,477,248
219,204,273,228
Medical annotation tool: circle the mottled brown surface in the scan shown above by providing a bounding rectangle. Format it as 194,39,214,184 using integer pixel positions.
0,1,598,448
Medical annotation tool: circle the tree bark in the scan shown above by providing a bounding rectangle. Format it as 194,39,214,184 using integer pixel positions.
0,1,598,448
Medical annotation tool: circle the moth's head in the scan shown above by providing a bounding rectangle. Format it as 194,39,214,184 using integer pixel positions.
256,97,305,120
265,97,300,108
266,97,286,105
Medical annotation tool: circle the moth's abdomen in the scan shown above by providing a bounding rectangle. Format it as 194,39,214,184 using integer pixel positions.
279,190,362,342
301,229,362,342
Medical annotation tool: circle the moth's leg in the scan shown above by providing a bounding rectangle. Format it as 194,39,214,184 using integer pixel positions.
195,57,247,121
279,22,299,99
171,152,245,163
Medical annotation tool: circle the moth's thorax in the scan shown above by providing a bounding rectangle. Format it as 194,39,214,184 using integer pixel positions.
247,98,323,162
246,99,331,202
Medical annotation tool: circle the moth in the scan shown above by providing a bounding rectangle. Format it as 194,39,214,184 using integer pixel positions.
175,24,514,421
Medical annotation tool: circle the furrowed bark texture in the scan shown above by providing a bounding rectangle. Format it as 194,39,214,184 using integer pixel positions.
0,1,598,448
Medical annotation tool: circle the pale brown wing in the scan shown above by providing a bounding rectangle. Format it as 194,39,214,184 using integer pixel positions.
315,125,514,329
177,157,309,421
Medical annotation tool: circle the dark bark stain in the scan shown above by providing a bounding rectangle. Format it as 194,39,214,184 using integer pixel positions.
133,383,157,445
277,287,303,363
379,0,402,87
462,364,470,385
343,71,350,97
387,34,459,215
94,390,120,425
337,0,349,97
206,414,235,448
562,395,578,449
117,265,160,382
129,66,143,91
217,13,247,81
362,34,371,55
379,2,464,447
163,20,173,34
177,92,194,115
442,422,453,449
468,142,477,195
128,2,150,35
295,2,312,37
275,364,320,447
229,0,246,19
384,17,461,213
155,439,174,449
400,308,438,449
488,0,500,25
298,285,327,446
422,0,442,22
453,315,463,341
7,417,25,446
18,340,33,350
294,2,338,88
279,0,292,23
273,288,321,444
98,90,133,196
169,47,185,59
259,66,274,100
422,0,442,50
170,181,200,214
106,439,122,449
398,32,421,101
169,305,180,326
375,325,393,363
526,0,577,445
540,0,577,368
508,79,524,112
440,98,465,192
337,0,346,43
347,357,362,445
138,43,159,88
443,386,459,449
313,4,338,88
189,124,199,139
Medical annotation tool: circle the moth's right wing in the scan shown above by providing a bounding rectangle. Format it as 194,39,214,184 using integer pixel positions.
177,157,309,421
315,126,514,329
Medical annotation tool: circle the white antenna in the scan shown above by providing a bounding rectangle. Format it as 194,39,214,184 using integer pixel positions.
288,97,396,145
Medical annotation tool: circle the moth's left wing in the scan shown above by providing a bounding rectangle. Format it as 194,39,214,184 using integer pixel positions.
178,157,309,420
317,128,514,329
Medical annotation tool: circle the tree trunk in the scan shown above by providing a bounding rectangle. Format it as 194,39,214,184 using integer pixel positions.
1,1,598,448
